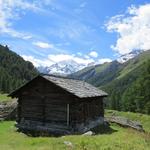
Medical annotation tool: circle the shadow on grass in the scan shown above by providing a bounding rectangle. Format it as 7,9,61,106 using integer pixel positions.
16,122,118,137
17,125,118,137
91,123,118,135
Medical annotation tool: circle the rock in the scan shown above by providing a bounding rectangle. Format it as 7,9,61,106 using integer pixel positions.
0,100,17,121
64,141,73,148
82,131,94,136
106,116,144,132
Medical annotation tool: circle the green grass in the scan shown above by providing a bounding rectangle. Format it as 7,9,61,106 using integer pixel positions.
95,63,110,73
0,110,150,150
117,50,150,79
0,93,12,102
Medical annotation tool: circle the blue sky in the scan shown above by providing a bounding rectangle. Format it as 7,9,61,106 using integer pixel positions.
0,0,150,66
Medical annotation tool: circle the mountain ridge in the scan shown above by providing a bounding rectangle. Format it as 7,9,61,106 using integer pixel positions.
117,50,143,63
38,50,143,75
69,50,150,114
37,60,86,75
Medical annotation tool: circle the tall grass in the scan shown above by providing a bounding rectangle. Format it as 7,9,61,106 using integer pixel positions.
0,93,12,102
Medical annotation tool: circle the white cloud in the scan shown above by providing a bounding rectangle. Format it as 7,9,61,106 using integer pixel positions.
89,51,98,58
84,55,90,59
106,4,150,54
51,21,91,40
33,41,54,49
48,54,94,65
77,52,82,56
97,58,112,64
0,0,36,38
0,0,52,39
22,55,54,67
32,41,68,54
22,53,112,69
22,53,95,67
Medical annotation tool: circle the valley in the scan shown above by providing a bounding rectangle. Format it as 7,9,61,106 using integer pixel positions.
1,1,150,149
0,44,150,115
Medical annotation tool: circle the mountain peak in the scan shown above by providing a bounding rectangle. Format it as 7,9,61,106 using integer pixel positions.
117,50,143,63
38,50,144,75
37,60,86,75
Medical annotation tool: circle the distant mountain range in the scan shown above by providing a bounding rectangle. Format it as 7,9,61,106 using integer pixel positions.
37,50,143,75
69,49,149,88
37,60,86,75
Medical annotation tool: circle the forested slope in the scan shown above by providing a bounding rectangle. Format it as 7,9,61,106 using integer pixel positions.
0,45,38,93
103,58,150,114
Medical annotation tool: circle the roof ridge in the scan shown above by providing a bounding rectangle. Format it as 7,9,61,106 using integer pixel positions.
41,73,82,81
10,74,108,98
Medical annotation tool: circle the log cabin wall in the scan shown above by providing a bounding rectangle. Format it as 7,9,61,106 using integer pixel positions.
70,97,104,126
17,77,76,126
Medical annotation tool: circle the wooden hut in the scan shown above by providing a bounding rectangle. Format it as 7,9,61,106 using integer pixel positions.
9,74,108,135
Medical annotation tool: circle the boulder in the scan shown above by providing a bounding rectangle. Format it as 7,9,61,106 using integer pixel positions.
106,116,144,132
0,100,17,121
82,131,94,136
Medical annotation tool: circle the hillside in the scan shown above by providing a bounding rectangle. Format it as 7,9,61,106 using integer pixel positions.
0,45,39,93
69,61,121,87
70,50,150,114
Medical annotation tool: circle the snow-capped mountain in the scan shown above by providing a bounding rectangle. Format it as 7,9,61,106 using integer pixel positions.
37,50,143,75
117,50,143,63
37,60,87,75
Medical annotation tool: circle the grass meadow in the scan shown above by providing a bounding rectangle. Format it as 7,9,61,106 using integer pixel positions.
0,110,150,150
